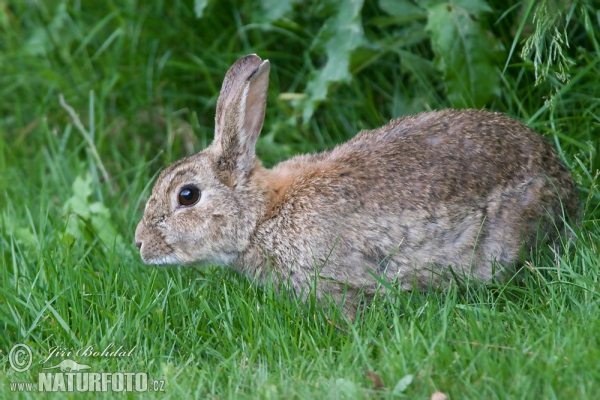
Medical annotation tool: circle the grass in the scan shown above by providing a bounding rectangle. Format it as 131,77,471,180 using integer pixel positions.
1,0,599,398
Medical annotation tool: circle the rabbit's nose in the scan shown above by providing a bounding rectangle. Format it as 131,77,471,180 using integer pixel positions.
135,242,142,250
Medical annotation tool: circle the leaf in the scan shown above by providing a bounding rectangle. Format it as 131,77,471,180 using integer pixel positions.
62,173,127,253
334,378,358,397
374,0,427,26
24,1,69,56
14,227,37,249
63,174,94,239
378,0,425,17
392,374,413,395
90,202,121,249
426,0,502,108
258,0,302,22
194,0,213,19
447,0,492,14
301,0,366,123
63,174,93,219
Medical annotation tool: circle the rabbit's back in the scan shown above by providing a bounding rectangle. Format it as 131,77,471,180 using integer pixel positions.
331,109,573,205
243,109,577,295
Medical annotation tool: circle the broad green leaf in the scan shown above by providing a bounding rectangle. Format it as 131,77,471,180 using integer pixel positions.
63,173,93,240
0,6,8,29
194,0,212,19
426,1,502,108
448,0,492,14
374,0,427,26
62,173,126,252
333,378,358,397
392,374,414,395
14,227,37,249
62,174,93,219
24,1,69,56
258,0,303,22
378,0,425,17
301,0,366,123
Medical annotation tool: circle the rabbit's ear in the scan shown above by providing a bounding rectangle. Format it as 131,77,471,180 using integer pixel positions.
212,54,270,181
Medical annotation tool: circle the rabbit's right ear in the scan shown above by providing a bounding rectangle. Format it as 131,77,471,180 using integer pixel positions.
210,54,270,185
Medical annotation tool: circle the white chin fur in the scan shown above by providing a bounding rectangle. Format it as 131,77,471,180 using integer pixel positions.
143,254,180,265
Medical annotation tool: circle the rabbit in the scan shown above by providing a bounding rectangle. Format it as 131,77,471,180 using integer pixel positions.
135,54,578,319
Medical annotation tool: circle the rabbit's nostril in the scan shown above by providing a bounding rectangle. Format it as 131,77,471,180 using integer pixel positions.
135,242,142,250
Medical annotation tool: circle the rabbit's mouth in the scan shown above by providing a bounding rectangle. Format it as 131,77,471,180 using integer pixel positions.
136,236,180,265
139,251,180,266
137,239,238,267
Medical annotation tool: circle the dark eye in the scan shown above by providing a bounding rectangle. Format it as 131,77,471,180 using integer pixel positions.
178,186,200,206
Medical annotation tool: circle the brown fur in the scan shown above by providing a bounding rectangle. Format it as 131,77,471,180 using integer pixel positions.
135,54,578,319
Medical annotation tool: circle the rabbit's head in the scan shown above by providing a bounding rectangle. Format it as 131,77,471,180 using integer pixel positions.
135,54,270,266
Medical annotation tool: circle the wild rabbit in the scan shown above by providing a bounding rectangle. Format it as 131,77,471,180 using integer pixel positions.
135,54,578,318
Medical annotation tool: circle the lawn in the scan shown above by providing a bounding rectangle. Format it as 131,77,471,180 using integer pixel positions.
1,1,599,398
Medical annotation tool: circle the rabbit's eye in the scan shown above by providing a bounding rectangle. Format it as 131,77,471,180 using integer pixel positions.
178,186,200,206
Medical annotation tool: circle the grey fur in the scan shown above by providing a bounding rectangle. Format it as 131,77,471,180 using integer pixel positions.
135,54,578,318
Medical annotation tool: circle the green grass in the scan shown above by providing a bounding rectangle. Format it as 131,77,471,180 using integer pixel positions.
1,1,599,398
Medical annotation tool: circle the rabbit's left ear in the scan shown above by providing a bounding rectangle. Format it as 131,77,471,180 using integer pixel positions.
211,54,270,182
